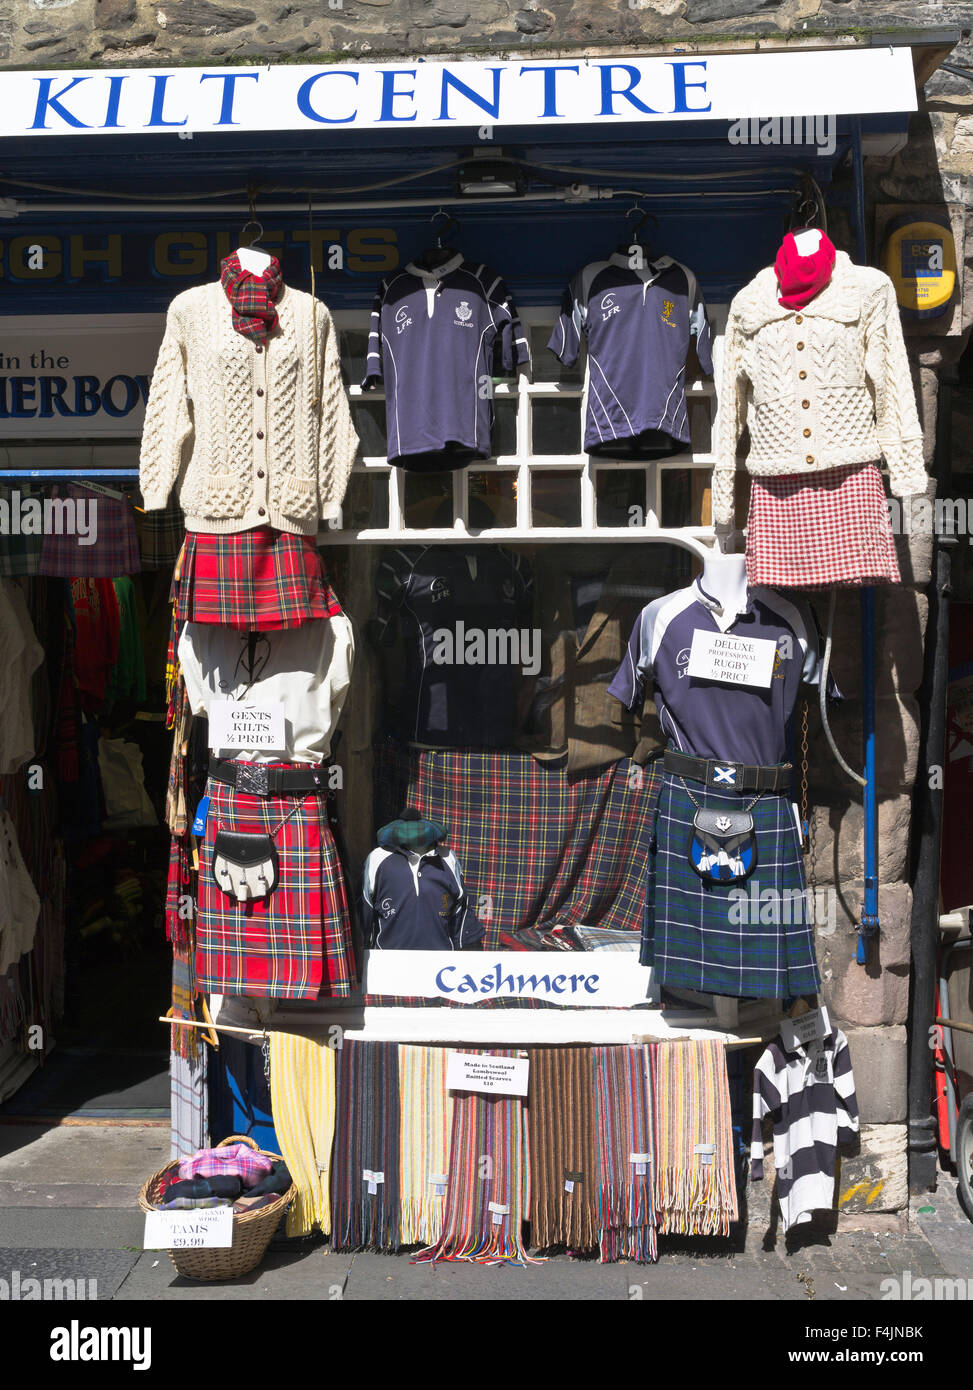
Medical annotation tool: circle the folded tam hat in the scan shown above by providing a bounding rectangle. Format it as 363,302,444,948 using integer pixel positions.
376,806,447,853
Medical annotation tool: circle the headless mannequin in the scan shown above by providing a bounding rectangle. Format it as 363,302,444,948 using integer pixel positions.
699,546,749,617
236,246,273,275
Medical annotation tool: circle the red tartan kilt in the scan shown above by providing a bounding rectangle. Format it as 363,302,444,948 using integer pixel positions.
746,462,901,589
195,769,355,1000
172,528,340,629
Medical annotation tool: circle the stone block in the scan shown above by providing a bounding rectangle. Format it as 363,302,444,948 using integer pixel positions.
843,1025,907,1124
410,0,471,27
94,0,135,28
686,0,774,19
162,1,256,36
806,695,920,797
803,793,911,888
515,6,553,33
816,880,913,1026
809,587,927,700
833,1123,908,1215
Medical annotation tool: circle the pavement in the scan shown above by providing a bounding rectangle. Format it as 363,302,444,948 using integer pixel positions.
0,1121,971,1302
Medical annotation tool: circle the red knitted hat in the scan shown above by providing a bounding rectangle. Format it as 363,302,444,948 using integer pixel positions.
774,230,837,311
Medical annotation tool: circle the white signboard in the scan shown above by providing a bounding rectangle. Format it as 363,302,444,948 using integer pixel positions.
0,315,162,438
143,1206,234,1250
363,950,657,1008
687,629,777,688
446,1051,530,1096
208,701,286,753
0,49,916,139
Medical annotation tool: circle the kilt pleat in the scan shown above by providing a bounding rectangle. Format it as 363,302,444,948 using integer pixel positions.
644,771,820,999
172,527,339,629
195,772,355,1000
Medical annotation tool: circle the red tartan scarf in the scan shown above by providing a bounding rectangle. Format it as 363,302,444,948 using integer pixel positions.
220,253,284,345
774,230,836,310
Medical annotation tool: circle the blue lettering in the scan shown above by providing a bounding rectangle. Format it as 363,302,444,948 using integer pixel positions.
296,71,359,124
438,68,503,122
136,375,151,406
668,60,710,114
101,375,139,418
9,378,36,418
456,973,478,996
583,974,599,995
102,74,126,130
569,974,585,991
199,72,260,127
518,973,551,993
519,65,579,119
39,377,71,418
74,376,101,418
550,974,567,994
435,965,457,992
146,74,187,129
379,69,417,123
597,64,660,117
30,77,92,131
492,963,516,994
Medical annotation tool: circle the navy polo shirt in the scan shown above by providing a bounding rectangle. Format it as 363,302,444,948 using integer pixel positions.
608,580,834,765
362,845,484,951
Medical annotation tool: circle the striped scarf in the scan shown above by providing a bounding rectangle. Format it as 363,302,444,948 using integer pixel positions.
268,1032,337,1237
652,1040,738,1237
398,1046,453,1247
170,939,198,1063
415,1051,537,1267
331,1040,401,1252
593,1045,657,1263
528,1047,598,1252
220,253,283,346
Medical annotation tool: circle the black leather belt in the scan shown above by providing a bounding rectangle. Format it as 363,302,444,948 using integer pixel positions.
663,750,792,793
208,758,328,797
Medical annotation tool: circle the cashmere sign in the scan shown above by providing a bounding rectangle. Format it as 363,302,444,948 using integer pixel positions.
0,49,916,138
364,950,658,1007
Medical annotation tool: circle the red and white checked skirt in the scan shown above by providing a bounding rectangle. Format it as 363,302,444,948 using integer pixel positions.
746,462,901,589
172,527,339,629
195,770,355,1000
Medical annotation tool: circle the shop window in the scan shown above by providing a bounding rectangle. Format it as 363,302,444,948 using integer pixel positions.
595,468,647,528
531,468,582,528
491,397,518,457
531,398,582,455
468,471,517,529
351,399,387,457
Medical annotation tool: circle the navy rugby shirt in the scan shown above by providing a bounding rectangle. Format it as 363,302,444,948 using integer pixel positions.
362,845,484,950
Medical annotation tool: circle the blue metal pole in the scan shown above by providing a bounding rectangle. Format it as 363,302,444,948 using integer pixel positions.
851,116,880,962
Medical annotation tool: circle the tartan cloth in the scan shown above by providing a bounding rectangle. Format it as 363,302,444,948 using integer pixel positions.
177,1140,272,1187
746,461,900,589
374,744,660,941
528,1047,598,1252
170,938,199,1063
196,771,355,1000
330,1040,401,1252
220,252,284,345
644,771,820,999
38,486,141,578
652,1039,738,1237
0,485,42,576
165,835,195,947
592,1045,658,1264
139,498,185,570
172,527,340,630
377,812,447,853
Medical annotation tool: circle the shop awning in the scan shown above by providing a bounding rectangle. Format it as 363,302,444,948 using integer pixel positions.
0,48,920,139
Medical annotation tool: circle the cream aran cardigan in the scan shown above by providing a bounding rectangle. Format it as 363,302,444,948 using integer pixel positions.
713,251,927,528
139,281,359,535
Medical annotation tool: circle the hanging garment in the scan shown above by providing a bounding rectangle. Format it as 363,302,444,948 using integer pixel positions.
0,484,43,577
169,938,199,1064
106,577,147,702
139,275,358,533
751,1024,860,1233
713,250,927,532
374,545,532,749
330,1040,401,1252
652,1039,738,1237
528,1046,599,1253
172,528,341,630
37,485,140,578
208,1033,278,1154
268,1031,337,1237
139,498,185,570
0,810,41,973
415,1051,535,1266
745,461,901,589
644,772,820,998
374,744,658,940
592,1044,658,1263
195,773,355,1000
179,611,354,765
220,252,284,345
363,813,484,950
70,578,121,710
0,579,44,775
398,1045,453,1247
549,253,713,457
362,255,529,471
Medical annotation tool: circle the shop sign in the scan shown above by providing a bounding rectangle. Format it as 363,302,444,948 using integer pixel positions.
446,1051,530,1096
0,315,161,437
364,950,657,1008
0,49,916,139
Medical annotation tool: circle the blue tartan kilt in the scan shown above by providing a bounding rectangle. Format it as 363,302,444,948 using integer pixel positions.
643,771,821,1000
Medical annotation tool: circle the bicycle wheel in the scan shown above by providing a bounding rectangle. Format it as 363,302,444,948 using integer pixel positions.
958,1095,973,1223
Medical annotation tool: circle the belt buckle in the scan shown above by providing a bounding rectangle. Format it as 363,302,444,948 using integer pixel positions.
235,763,270,797
710,763,739,788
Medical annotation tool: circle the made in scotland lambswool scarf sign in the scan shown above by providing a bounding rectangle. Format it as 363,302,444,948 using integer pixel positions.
528,1047,598,1253
398,1045,453,1247
652,1039,738,1237
330,1040,401,1252
220,253,284,346
592,1045,658,1264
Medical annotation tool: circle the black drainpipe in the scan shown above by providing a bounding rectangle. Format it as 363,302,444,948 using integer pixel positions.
907,369,955,1193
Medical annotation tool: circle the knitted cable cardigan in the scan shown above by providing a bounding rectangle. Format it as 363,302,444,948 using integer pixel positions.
139,281,359,535
713,251,927,528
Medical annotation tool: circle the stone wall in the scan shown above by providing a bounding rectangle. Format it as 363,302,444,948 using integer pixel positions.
0,0,970,69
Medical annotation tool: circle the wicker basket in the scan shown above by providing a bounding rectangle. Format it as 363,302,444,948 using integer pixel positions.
138,1134,294,1281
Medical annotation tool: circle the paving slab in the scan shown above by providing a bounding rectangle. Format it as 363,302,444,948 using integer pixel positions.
343,1250,626,1300
0,1248,138,1300
0,1208,145,1249
113,1242,355,1301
